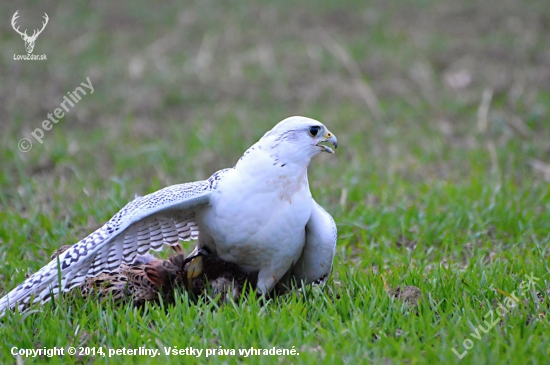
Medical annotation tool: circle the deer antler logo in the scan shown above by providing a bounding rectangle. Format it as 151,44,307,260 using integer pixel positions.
11,11,49,54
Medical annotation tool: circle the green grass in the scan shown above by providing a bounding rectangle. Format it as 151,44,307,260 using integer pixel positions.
1,0,550,363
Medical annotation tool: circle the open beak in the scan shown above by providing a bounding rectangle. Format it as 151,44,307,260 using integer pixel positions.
318,131,338,153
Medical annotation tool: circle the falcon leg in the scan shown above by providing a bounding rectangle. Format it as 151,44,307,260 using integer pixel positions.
256,263,293,295
182,248,211,288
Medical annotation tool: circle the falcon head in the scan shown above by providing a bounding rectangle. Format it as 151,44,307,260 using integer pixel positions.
261,116,338,163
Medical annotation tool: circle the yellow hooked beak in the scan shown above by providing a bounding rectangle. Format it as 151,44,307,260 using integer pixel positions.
318,130,338,153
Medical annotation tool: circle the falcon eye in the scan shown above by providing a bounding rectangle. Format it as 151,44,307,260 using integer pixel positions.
309,126,321,137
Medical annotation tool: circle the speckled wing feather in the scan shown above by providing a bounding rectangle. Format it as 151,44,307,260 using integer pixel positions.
0,169,229,315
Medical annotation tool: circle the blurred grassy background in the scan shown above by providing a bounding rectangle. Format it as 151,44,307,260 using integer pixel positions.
1,0,550,363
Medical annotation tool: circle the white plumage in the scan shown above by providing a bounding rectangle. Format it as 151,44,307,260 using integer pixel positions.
0,116,338,315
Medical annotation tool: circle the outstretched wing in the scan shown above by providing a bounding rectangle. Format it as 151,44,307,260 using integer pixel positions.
0,170,228,315
291,200,337,285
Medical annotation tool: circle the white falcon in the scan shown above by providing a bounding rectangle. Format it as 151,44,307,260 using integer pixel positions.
0,116,338,315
